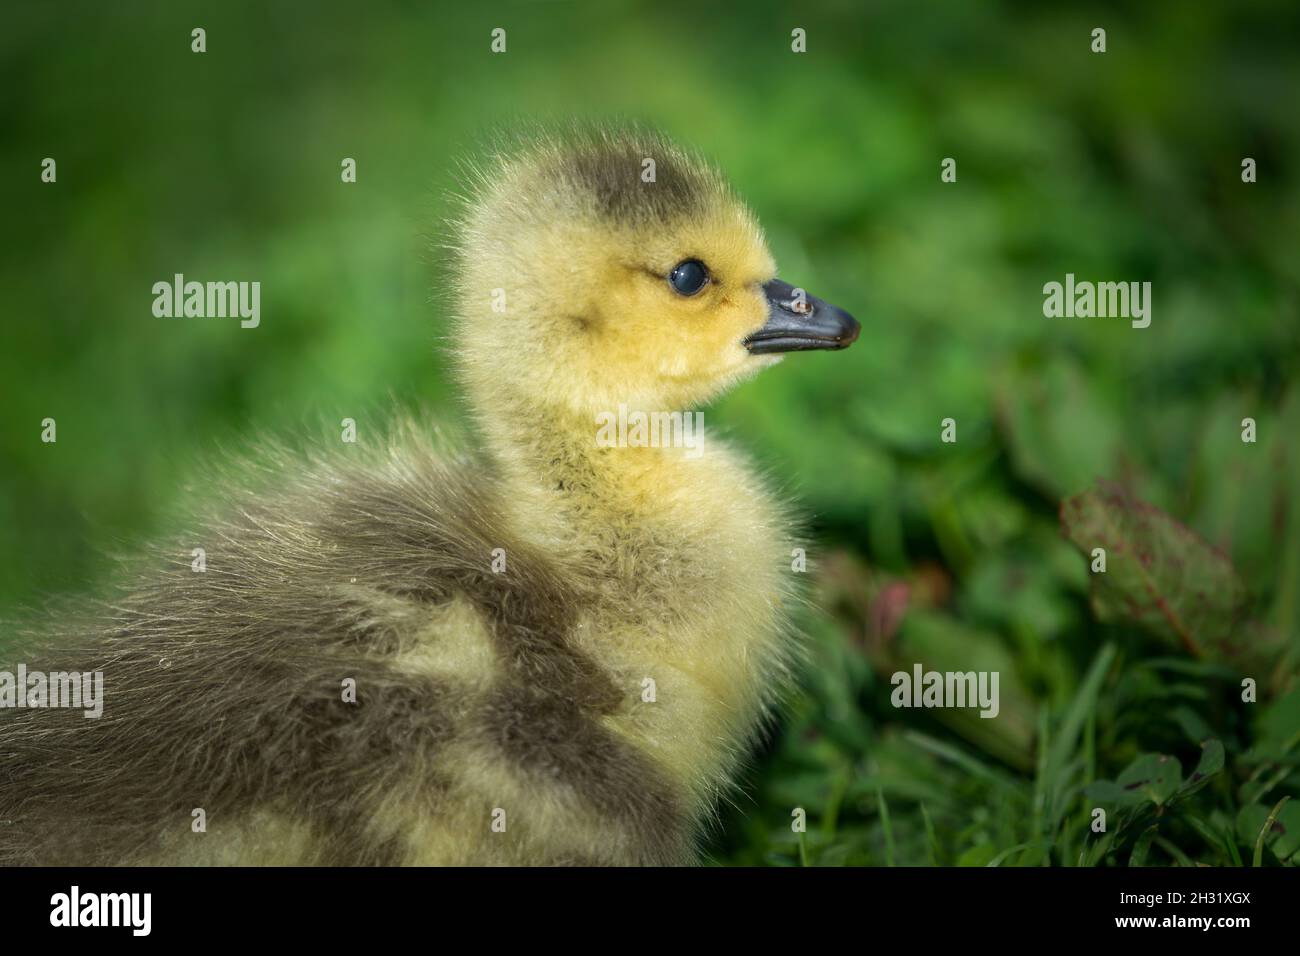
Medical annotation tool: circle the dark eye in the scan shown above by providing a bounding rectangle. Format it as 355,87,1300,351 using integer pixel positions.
668,259,709,296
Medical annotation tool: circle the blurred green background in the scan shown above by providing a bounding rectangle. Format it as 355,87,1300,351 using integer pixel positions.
2,0,1298,865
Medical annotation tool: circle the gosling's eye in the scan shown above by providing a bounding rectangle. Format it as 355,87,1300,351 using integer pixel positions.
668,259,709,296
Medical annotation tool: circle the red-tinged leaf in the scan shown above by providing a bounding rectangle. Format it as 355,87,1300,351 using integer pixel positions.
1061,479,1279,669
869,581,911,644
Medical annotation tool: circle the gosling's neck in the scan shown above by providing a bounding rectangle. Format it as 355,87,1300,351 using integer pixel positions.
472,389,721,552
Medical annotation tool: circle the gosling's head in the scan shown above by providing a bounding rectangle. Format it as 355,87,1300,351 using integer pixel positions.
452,127,858,421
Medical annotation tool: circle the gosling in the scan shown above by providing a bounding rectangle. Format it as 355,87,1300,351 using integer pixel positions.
0,126,859,866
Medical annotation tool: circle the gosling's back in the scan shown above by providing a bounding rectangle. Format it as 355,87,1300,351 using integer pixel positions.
0,428,707,865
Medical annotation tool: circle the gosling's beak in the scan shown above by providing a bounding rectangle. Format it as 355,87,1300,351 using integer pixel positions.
743,279,861,354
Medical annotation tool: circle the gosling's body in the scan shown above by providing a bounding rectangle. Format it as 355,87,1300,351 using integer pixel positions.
0,127,856,865
2,424,788,865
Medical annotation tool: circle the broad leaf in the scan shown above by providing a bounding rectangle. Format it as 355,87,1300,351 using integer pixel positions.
1177,739,1225,798
1116,753,1183,806
1061,480,1280,669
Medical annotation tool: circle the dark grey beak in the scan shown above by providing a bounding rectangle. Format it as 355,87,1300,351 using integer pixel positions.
743,279,861,354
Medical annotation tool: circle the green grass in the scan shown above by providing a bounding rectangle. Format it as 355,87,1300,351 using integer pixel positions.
709,636,1299,866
